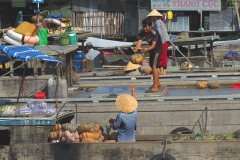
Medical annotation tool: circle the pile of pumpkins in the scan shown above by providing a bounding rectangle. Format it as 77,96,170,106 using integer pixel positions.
48,123,105,143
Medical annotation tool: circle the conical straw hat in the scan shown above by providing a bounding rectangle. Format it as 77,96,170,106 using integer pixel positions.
115,94,138,113
124,61,141,71
147,9,163,17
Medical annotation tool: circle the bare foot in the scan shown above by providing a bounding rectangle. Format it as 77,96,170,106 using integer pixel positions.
163,69,167,75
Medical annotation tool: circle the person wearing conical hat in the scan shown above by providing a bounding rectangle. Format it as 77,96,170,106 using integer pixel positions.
133,18,162,93
147,9,170,75
109,86,138,142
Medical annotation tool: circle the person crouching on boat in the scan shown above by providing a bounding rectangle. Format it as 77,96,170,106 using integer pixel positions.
85,42,105,68
133,18,162,93
109,86,138,142
147,9,170,75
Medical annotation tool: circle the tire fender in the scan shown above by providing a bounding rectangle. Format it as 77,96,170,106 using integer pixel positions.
3,35,22,45
6,29,23,42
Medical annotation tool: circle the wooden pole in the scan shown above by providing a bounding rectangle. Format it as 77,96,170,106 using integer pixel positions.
235,1,240,31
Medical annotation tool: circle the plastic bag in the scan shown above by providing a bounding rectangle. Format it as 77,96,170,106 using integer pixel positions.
17,107,32,115
3,106,16,114
29,101,48,109
31,106,56,115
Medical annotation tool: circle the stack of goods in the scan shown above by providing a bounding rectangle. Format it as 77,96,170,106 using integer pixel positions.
77,124,104,143
3,21,39,46
0,103,28,114
60,123,79,143
48,124,63,143
17,101,56,116
49,123,107,143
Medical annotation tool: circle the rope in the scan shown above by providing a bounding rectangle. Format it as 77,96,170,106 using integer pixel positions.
191,107,208,134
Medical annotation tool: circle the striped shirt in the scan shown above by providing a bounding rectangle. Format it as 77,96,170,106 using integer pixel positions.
153,19,170,44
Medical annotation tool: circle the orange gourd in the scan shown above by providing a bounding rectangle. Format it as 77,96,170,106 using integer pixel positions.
56,130,63,138
130,54,143,64
52,123,62,131
94,132,101,140
135,54,144,64
94,124,100,132
49,131,58,140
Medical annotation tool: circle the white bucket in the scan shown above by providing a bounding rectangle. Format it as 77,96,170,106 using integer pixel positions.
48,77,68,98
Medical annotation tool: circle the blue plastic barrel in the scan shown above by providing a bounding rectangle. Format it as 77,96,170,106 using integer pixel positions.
73,51,84,70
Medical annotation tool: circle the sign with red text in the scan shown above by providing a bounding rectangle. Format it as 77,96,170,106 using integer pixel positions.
151,0,221,11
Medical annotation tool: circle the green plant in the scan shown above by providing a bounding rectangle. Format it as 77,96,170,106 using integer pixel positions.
233,129,240,140
190,133,204,141
59,31,69,39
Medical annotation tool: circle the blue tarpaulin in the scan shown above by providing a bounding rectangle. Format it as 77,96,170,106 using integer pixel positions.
0,45,62,68
47,14,64,21
224,51,240,61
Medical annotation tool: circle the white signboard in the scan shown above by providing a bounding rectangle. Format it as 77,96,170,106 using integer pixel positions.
151,0,221,11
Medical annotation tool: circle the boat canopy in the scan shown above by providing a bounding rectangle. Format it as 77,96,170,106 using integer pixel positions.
0,45,62,68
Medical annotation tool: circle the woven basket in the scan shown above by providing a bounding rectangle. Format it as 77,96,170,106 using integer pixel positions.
196,81,207,89
208,83,220,89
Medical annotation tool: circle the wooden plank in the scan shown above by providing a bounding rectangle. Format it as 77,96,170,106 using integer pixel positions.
35,44,78,56
173,35,220,43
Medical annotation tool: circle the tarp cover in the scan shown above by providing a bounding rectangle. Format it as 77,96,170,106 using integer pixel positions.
0,45,62,68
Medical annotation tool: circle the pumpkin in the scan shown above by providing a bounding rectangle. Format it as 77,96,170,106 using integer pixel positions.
49,131,58,140
81,137,95,143
197,81,207,89
52,124,62,131
56,130,63,138
135,54,144,64
76,124,91,134
62,123,76,132
94,124,100,132
208,83,220,89
85,132,95,139
130,54,144,64
94,132,101,140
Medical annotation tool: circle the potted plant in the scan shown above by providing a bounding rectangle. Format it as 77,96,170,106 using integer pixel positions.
59,31,69,46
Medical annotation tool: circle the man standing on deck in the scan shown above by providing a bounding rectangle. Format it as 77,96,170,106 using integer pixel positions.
147,9,170,75
109,85,137,142
85,42,105,68
133,18,162,93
